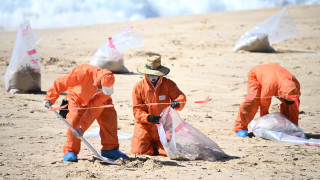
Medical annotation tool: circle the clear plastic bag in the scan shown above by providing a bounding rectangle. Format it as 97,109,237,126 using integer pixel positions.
233,8,298,52
112,26,144,53
249,113,320,147
157,107,229,161
90,38,126,73
90,26,143,73
4,20,42,94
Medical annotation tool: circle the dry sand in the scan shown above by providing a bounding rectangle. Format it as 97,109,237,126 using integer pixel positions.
0,5,319,180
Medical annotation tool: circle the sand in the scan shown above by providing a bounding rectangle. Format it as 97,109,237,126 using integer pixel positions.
0,5,319,180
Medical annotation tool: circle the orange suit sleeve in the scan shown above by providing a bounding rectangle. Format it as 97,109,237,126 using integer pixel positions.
167,80,186,111
45,66,86,104
45,74,69,104
132,83,149,124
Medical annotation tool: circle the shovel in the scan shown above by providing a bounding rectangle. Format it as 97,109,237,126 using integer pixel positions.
49,105,120,165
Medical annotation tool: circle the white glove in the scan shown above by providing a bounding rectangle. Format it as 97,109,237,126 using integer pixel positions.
73,129,83,139
43,100,52,108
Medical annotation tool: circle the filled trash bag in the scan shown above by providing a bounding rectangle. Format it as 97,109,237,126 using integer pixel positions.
248,113,320,147
4,20,42,94
90,38,125,73
90,26,143,73
233,8,298,52
157,107,229,161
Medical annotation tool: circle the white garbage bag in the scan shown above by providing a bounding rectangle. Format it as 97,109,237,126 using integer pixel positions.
90,26,143,73
157,107,229,161
4,20,42,94
233,8,298,52
249,113,320,147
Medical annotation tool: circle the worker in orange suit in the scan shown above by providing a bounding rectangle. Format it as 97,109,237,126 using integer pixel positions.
234,63,301,138
43,64,128,161
131,53,187,156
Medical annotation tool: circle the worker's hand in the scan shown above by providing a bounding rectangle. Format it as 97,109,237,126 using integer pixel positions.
43,100,52,109
166,132,172,142
248,132,255,138
170,101,179,109
73,129,83,139
283,99,295,105
59,99,69,119
236,130,248,138
59,109,68,119
148,115,161,124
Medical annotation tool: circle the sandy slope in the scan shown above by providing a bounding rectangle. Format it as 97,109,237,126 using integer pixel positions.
0,5,319,180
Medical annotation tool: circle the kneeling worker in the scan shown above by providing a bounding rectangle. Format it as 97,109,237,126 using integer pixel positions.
131,53,187,156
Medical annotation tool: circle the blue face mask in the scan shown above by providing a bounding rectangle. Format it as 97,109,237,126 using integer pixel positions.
147,74,159,83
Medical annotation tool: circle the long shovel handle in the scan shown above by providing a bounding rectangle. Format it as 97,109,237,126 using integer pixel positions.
49,106,120,165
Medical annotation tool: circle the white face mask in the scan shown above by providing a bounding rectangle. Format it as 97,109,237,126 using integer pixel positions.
147,74,159,83
101,86,114,95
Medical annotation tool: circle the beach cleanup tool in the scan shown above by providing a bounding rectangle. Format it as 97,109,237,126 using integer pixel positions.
48,105,120,165
233,8,298,52
248,113,320,147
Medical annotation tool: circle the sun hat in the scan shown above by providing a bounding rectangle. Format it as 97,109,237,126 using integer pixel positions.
137,53,170,76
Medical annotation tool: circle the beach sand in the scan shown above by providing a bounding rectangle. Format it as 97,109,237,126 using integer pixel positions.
0,5,319,179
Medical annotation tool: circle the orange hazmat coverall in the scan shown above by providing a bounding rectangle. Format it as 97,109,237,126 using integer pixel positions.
131,75,186,156
234,63,301,132
45,64,119,155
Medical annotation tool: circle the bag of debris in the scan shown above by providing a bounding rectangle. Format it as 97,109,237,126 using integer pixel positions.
4,20,42,94
90,26,143,73
157,107,229,161
90,38,125,73
248,113,320,147
233,8,298,52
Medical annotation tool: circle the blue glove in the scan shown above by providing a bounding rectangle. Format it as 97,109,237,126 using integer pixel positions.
63,152,77,162
236,130,248,138
101,148,129,160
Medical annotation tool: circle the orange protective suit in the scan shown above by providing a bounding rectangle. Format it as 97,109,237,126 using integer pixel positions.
45,64,119,155
131,75,186,156
234,63,301,132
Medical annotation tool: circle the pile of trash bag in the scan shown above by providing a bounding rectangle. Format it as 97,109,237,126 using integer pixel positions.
249,113,320,147
4,20,42,94
157,107,229,161
233,8,298,52
90,26,143,73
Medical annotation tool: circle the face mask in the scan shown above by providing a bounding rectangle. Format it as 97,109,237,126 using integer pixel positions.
101,86,114,95
147,74,159,83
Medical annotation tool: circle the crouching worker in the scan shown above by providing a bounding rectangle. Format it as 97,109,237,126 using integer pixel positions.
234,63,301,138
43,64,129,161
131,53,187,156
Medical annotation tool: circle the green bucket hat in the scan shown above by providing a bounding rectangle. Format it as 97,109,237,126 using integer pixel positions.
137,53,170,76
